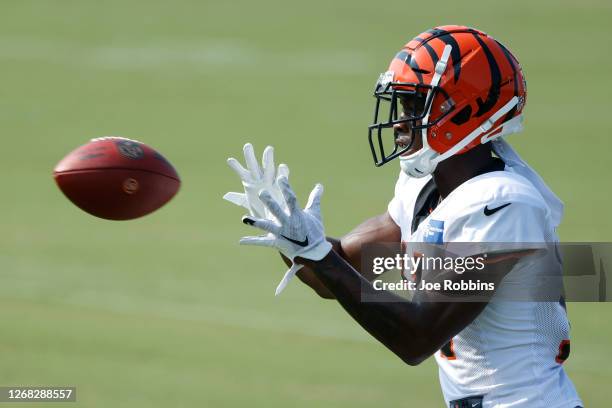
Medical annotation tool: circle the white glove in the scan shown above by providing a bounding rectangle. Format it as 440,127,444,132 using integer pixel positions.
240,176,333,295
224,143,289,219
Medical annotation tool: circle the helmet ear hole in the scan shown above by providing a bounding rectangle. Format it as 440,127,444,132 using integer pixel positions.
451,105,472,125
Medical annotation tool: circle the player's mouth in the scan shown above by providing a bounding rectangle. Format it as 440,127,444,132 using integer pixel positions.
395,133,415,156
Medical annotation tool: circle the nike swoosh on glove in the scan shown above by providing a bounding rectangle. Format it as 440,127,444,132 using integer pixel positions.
223,143,289,219
240,176,333,295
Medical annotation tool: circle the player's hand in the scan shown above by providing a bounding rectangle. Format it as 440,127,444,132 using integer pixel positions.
223,143,289,219
240,176,333,294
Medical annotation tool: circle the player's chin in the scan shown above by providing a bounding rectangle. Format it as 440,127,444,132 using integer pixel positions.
395,134,420,157
399,146,421,157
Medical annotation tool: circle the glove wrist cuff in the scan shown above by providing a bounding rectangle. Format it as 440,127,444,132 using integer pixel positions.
297,240,333,262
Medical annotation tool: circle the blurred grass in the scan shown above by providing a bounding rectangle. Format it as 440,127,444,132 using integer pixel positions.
0,0,611,406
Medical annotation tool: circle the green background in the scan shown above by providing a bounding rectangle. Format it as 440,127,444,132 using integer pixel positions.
1,0,610,406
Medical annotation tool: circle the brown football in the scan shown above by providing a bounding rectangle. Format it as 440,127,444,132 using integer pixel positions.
53,137,180,220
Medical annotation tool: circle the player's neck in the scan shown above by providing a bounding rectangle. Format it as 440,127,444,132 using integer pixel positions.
433,146,498,199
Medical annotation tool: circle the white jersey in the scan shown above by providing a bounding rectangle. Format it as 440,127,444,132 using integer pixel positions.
388,169,583,408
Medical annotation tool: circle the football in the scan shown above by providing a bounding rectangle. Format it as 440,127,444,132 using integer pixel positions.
53,137,180,220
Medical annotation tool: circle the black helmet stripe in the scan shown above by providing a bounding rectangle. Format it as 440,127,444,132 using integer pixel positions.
435,34,461,83
394,50,424,83
425,28,448,37
429,34,461,83
494,40,519,123
471,33,501,117
417,29,462,83
423,42,439,67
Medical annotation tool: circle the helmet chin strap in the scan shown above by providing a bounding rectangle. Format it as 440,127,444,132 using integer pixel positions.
400,43,521,178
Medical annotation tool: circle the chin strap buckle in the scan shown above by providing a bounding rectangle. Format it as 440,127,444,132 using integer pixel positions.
435,57,449,76
431,45,453,86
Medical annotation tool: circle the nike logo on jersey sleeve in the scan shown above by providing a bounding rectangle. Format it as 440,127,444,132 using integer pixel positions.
483,203,511,216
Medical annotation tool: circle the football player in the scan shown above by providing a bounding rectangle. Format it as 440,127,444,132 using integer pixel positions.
225,26,583,408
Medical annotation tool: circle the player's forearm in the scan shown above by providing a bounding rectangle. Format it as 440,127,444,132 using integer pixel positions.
279,237,343,299
290,213,400,299
280,254,335,299
298,250,437,365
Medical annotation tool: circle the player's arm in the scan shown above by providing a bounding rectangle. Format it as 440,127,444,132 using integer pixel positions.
239,177,526,365
240,176,547,365
296,250,517,365
280,212,401,299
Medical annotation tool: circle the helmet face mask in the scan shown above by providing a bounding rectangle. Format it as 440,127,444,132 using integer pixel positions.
368,78,453,167
368,79,453,167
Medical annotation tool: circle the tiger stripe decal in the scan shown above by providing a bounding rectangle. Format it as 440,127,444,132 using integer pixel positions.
472,32,501,117
422,42,439,68
429,31,462,84
394,50,424,83
494,40,520,124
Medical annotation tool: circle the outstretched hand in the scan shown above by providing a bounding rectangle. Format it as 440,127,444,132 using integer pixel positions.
223,143,289,219
240,176,333,294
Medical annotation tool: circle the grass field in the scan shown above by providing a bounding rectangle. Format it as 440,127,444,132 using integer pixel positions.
1,0,611,406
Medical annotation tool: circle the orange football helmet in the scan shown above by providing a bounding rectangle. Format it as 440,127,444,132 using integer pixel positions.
368,25,527,177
